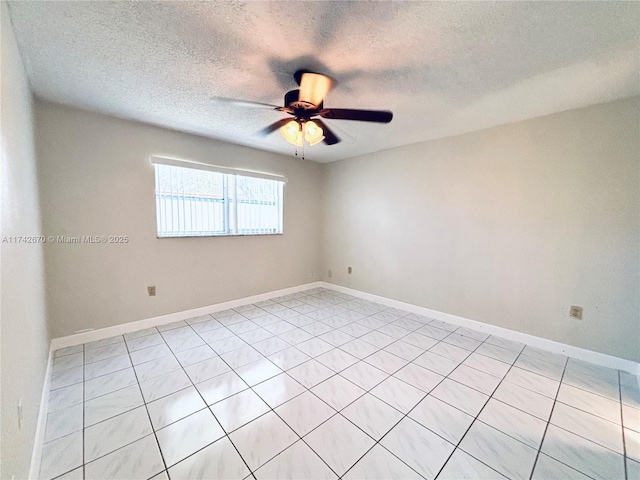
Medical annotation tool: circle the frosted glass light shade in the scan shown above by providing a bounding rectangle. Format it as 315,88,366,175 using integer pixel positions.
304,120,325,146
280,120,303,146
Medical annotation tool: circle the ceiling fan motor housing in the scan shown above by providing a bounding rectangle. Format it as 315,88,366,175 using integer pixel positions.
256,70,392,146
284,89,322,116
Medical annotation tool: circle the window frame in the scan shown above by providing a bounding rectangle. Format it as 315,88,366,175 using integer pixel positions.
151,156,286,239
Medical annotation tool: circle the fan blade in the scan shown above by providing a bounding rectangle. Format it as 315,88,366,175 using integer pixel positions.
298,72,333,107
319,108,393,123
314,119,340,145
257,118,292,136
211,96,281,110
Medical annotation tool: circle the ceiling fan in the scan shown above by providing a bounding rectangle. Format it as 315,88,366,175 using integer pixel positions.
214,70,393,147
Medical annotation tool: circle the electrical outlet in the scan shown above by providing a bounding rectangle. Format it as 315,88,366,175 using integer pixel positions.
569,305,582,320
17,399,23,430
348,266,352,274
328,269,332,278
147,286,156,297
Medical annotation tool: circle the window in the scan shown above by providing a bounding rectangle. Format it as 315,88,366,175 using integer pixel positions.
152,156,285,237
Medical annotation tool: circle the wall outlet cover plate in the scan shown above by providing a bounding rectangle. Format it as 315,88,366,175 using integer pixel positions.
569,305,583,320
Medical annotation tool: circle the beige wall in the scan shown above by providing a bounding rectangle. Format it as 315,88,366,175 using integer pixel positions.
322,97,640,362
30,86,640,364
35,102,323,338
0,5,51,479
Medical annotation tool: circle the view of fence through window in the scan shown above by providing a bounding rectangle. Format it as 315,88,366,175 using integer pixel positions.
154,163,284,237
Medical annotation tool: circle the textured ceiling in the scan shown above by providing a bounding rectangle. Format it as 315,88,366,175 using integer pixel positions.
7,1,639,163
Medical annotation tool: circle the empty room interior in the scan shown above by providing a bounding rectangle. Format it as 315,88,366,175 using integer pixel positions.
2,1,639,480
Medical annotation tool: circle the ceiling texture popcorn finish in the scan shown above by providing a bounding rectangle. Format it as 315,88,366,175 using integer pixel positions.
7,1,639,163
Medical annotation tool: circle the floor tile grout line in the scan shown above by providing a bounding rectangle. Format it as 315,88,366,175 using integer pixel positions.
385,335,514,474
545,407,628,451
527,354,569,480
529,359,624,400
361,326,574,478
334,382,440,478
487,395,552,424
42,354,87,480
146,403,213,435
534,373,618,400
50,319,603,466
126,292,528,477
52,337,595,478
106,293,495,385
528,362,628,477
184,310,341,478
534,400,630,469
338,319,504,476
54,290,623,383
246,364,397,477
82,345,131,366
121,335,170,478
134,339,249,475
54,384,168,467
52,308,450,377
46,290,341,477
175,291,421,477
75,419,170,468
49,287,635,479
87,339,255,477
429,343,532,480
152,322,258,480
619,370,629,480
404,345,622,434
51,346,84,359
339,329,509,479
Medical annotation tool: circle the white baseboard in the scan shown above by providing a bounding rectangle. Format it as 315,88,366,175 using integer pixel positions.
28,346,53,480
50,282,323,351
319,282,640,377
49,279,639,377
34,282,316,479
35,278,639,478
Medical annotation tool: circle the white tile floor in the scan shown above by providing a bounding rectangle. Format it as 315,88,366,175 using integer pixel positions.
41,287,639,480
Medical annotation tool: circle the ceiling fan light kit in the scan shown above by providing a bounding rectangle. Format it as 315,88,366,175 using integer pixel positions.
221,69,394,152
304,121,325,146
280,119,325,147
